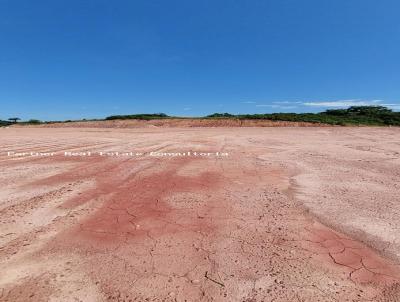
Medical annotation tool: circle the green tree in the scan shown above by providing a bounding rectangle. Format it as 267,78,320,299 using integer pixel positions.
8,117,21,123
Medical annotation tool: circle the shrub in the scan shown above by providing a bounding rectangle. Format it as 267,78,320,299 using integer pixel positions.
105,113,169,120
204,106,400,126
26,119,42,124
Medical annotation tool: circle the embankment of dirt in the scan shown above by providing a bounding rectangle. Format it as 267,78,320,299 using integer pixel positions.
15,118,332,128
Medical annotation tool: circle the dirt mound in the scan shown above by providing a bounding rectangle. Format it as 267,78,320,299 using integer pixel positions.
20,118,330,128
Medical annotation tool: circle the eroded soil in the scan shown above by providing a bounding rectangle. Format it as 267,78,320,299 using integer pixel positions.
0,127,400,301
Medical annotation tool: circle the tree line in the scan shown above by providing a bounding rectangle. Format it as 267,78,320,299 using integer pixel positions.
2,106,400,126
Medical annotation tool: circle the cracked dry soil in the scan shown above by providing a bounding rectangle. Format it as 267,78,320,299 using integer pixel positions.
0,127,400,301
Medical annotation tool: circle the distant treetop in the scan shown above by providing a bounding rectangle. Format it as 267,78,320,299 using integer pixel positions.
324,106,393,116
105,113,169,120
8,117,21,123
206,113,235,118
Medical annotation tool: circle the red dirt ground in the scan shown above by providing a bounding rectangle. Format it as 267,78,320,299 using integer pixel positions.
1,126,400,301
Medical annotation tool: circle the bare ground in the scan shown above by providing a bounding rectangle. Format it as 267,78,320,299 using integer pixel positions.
0,126,400,301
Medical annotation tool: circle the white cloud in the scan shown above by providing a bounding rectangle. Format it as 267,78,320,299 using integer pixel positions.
256,104,279,107
303,99,384,107
301,99,400,111
381,103,400,110
240,98,400,111
272,101,302,104
279,106,298,109
256,104,298,109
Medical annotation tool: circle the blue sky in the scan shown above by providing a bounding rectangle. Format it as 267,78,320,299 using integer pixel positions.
0,0,399,120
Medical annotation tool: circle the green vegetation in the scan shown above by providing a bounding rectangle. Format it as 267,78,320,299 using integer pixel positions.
3,106,400,126
8,117,21,123
206,106,400,126
206,113,235,118
1,118,42,126
105,113,169,120
22,119,43,125
0,120,12,127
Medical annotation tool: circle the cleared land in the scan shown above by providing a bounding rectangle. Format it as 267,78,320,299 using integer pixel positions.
0,126,400,301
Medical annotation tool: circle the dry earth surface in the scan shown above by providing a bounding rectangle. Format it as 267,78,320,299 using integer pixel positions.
0,126,400,302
